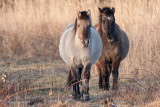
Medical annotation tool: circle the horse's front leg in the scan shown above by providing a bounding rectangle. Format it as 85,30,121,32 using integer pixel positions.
81,63,91,101
112,56,121,90
70,66,79,99
102,64,111,90
96,61,111,90
76,68,81,99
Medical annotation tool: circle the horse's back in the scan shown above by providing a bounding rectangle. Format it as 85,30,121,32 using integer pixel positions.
116,24,129,60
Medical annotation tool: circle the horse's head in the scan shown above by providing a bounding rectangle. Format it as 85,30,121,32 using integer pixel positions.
74,10,91,48
99,7,115,42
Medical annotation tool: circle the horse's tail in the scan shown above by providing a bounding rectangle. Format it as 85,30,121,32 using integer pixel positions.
66,70,72,87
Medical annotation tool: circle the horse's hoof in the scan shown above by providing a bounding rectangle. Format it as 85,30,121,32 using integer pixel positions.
76,94,81,100
99,85,103,89
72,94,77,100
112,86,118,90
102,86,110,91
82,94,90,101
73,94,81,100
112,88,119,91
102,88,110,91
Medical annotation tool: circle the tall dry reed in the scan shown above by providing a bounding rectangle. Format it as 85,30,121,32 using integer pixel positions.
0,0,159,74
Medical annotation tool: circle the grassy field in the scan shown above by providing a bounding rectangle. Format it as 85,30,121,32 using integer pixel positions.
0,0,160,106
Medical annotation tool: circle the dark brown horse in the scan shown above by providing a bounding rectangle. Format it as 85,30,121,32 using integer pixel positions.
95,7,129,90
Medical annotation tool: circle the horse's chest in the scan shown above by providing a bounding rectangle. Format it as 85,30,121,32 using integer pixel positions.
72,56,90,68
103,42,120,59
73,57,83,68
71,49,91,67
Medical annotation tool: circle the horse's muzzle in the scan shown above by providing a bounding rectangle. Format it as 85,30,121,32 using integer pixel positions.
81,40,89,48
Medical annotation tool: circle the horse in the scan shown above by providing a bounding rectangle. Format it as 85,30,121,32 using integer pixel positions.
95,7,129,90
59,10,102,101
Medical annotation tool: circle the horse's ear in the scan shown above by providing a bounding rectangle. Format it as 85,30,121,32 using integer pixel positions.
111,7,115,13
78,11,81,19
98,7,103,13
87,10,91,16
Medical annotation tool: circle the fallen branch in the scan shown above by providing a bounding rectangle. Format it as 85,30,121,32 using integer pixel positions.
59,79,84,100
0,86,51,104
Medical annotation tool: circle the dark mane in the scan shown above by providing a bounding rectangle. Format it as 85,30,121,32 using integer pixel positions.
73,18,77,35
78,11,90,20
98,7,115,35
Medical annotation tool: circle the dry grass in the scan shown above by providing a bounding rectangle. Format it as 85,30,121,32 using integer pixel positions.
0,0,160,106
0,61,160,106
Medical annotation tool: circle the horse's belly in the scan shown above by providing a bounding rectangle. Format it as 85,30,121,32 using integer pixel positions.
59,29,73,65
121,35,129,60
102,44,119,60
89,30,103,64
59,25,103,66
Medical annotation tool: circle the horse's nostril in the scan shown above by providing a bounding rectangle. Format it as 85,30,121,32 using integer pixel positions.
82,41,85,44
81,40,89,47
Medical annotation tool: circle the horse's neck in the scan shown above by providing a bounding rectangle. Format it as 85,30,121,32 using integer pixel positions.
98,28,112,40
72,33,83,52
98,26,118,45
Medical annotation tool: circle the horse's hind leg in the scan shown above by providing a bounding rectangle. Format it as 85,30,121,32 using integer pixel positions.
66,70,72,87
112,56,121,90
95,64,103,89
